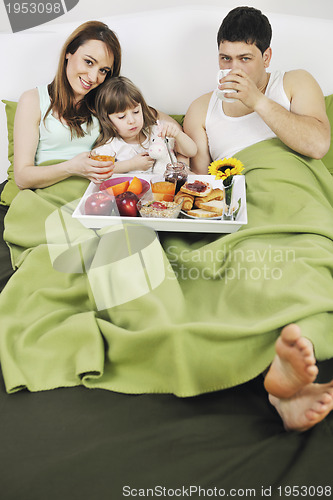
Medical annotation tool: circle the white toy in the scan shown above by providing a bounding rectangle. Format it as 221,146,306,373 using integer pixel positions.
148,122,177,174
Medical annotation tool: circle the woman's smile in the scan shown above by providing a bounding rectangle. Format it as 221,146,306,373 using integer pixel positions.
79,77,93,90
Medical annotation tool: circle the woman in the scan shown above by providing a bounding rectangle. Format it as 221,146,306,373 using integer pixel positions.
1,21,121,291
13,21,120,189
0,21,122,291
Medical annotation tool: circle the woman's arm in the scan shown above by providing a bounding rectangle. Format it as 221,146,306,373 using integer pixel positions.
14,89,114,189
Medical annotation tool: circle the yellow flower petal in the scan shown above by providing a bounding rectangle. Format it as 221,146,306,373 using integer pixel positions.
208,157,244,180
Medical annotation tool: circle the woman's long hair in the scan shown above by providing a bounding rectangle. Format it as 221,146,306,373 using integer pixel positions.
45,20,121,138
93,76,157,149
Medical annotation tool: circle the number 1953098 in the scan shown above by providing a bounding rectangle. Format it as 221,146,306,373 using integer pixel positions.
277,485,331,497
5,2,62,14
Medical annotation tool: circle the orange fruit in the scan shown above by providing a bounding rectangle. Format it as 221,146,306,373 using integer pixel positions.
106,180,129,197
151,181,175,193
128,176,143,195
150,181,175,202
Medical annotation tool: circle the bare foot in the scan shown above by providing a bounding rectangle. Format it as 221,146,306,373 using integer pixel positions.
264,324,318,398
269,382,333,432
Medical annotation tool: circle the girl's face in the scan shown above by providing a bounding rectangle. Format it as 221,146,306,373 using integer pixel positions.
109,104,144,143
66,39,114,102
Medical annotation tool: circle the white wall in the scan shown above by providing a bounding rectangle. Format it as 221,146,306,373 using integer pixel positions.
1,0,333,32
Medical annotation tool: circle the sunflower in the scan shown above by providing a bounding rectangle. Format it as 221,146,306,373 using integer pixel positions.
208,157,244,182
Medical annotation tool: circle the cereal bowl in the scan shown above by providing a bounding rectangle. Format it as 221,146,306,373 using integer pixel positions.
137,193,184,219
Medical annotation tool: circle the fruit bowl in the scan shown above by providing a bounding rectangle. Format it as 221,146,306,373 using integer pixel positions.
99,176,150,198
137,193,184,219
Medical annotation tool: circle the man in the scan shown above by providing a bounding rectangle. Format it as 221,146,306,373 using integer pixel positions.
184,6,330,174
184,7,333,431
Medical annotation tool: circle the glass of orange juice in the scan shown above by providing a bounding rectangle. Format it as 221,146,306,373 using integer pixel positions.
150,176,176,202
90,149,115,163
90,149,115,178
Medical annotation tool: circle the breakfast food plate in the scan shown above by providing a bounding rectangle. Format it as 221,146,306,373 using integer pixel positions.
72,173,247,233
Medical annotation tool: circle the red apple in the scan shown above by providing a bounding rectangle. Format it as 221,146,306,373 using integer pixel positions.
84,191,114,216
115,192,139,217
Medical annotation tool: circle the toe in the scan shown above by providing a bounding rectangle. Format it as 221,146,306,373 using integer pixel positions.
304,355,316,366
320,392,333,405
297,338,310,351
306,365,318,377
305,409,320,421
312,400,328,414
281,324,301,343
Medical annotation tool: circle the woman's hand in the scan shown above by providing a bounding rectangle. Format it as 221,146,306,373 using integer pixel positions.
14,89,115,189
67,152,115,183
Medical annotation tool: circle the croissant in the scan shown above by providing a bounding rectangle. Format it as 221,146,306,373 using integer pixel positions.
174,192,194,211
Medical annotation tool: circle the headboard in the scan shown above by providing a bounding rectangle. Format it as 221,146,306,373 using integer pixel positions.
1,6,333,182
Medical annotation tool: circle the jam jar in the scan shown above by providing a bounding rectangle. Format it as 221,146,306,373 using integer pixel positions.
164,162,189,193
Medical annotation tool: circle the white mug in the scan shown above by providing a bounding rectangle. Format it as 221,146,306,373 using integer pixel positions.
217,69,237,102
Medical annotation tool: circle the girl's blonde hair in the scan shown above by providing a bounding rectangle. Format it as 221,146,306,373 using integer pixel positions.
46,20,121,138
94,76,158,148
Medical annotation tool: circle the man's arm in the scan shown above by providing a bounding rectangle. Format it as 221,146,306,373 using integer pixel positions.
256,70,330,159
183,93,212,174
224,69,330,159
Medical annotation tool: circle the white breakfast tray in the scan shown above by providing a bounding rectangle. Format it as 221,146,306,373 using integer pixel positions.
72,174,247,233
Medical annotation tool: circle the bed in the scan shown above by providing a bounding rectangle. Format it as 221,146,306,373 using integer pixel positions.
1,7,333,499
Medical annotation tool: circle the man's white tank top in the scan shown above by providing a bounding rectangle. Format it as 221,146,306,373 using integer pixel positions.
205,70,290,160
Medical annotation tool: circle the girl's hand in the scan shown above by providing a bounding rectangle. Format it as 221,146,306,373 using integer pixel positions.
67,152,115,183
132,152,155,171
158,122,180,140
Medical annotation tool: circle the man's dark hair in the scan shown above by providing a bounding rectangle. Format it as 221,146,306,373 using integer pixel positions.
217,6,272,54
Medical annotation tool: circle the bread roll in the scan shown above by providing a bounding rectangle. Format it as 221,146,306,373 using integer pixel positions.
174,192,194,211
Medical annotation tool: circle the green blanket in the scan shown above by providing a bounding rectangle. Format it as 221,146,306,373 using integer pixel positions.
1,138,333,395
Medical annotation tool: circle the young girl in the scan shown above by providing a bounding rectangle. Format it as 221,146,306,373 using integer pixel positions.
93,76,197,174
